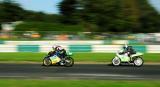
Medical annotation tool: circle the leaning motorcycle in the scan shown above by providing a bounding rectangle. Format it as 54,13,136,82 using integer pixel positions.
112,52,144,67
43,52,74,67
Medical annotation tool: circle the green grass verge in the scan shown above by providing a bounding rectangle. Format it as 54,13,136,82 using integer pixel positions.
0,52,159,62
0,80,160,87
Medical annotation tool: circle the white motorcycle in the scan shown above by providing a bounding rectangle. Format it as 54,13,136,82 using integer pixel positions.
112,51,144,67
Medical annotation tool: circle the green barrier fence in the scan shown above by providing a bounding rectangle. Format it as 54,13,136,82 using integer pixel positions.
0,40,5,44
132,45,146,53
17,45,39,52
129,40,139,44
69,45,92,52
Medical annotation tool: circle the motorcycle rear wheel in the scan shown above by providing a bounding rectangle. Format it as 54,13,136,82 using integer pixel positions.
112,57,121,66
43,58,52,66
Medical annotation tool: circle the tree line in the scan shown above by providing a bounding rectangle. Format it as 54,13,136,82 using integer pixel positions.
0,0,160,33
0,0,59,24
59,0,160,33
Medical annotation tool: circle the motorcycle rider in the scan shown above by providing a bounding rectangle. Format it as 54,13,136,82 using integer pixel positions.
47,45,67,59
119,44,136,57
55,46,67,59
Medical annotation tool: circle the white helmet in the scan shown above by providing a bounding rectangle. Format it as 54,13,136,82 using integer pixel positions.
123,44,128,49
125,44,128,48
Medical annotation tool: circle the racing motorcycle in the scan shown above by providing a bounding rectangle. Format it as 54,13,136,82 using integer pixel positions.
112,51,144,67
43,51,74,67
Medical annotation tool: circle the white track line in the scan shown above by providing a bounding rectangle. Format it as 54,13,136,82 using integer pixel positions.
66,73,139,77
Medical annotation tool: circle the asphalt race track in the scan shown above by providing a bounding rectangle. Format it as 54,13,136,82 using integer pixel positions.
0,63,160,80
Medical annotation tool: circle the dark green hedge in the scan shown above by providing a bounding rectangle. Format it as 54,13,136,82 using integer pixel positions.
15,22,85,32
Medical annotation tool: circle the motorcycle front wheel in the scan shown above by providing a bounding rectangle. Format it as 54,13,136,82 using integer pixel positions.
133,57,144,67
64,57,74,67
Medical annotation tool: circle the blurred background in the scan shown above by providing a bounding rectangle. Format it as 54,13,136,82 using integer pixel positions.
0,0,160,86
0,0,160,41
0,0,160,53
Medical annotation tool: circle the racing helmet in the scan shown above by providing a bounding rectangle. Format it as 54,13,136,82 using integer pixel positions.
52,45,60,51
57,46,63,51
123,44,128,49
57,46,65,54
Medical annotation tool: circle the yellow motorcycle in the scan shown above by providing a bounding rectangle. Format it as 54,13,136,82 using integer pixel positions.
43,52,74,67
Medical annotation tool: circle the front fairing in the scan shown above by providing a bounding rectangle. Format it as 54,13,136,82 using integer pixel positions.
131,52,143,58
66,51,73,56
49,55,61,64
